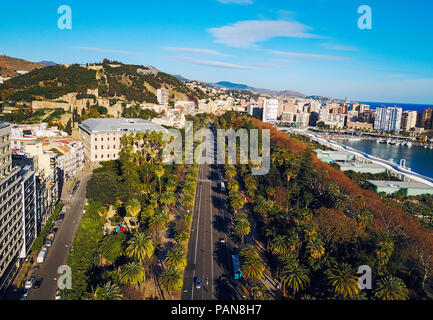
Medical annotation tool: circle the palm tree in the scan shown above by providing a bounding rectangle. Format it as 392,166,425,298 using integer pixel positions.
148,210,169,241
241,257,265,280
327,263,359,299
154,166,165,193
174,231,190,245
160,268,183,300
225,165,237,180
239,245,259,260
125,232,155,265
164,247,187,271
234,218,251,244
126,198,141,231
160,191,176,212
374,276,409,300
306,238,325,260
93,281,123,300
281,261,310,297
230,192,245,212
270,235,289,255
118,261,145,287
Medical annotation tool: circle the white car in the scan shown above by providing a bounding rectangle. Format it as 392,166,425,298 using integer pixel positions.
55,290,61,300
61,207,67,213
24,277,36,289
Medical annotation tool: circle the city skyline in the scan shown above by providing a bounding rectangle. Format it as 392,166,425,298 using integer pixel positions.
1,0,433,104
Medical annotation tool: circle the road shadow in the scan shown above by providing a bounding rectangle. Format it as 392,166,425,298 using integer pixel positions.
211,195,227,211
212,214,230,233
214,275,239,300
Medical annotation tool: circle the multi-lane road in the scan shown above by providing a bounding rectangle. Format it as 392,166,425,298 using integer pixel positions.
181,125,245,300
27,173,91,300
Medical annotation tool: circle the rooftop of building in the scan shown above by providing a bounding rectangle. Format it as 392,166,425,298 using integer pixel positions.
79,118,167,134
314,149,353,155
0,122,10,130
367,180,433,189
338,162,384,168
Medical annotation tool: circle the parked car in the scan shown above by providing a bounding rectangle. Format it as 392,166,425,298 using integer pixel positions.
219,237,226,244
61,207,67,213
46,239,53,247
33,264,40,270
194,277,201,289
33,278,43,289
219,182,226,192
37,248,47,263
55,290,61,300
58,214,65,222
24,277,36,289
23,288,30,298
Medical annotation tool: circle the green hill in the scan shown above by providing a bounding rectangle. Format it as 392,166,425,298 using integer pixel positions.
0,59,208,104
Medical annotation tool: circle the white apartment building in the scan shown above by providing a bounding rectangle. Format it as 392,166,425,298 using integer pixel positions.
262,99,279,123
45,141,84,181
0,123,24,296
157,88,169,106
78,118,167,162
374,107,403,132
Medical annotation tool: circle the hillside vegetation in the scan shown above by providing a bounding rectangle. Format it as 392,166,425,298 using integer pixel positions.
0,59,208,104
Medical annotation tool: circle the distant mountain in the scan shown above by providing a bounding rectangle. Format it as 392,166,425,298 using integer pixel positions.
0,55,45,78
214,81,305,98
215,81,249,90
173,74,190,82
38,61,58,66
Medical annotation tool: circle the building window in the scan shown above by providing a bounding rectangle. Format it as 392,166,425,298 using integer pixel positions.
101,155,104,159
95,155,98,159
95,138,97,142
101,138,103,141
95,146,97,150
101,146,104,150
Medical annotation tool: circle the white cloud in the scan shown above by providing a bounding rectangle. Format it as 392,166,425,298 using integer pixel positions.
250,63,288,69
321,43,358,51
270,50,352,61
167,56,254,70
70,46,142,56
217,0,253,4
208,20,319,48
163,47,230,57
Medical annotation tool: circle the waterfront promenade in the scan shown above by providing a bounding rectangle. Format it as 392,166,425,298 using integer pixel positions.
280,127,433,187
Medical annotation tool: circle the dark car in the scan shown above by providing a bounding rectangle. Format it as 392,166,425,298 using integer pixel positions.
194,277,201,289
58,214,65,222
219,237,226,244
33,278,43,289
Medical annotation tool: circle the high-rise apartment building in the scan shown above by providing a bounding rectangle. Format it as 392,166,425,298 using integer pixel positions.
422,108,433,130
374,107,403,132
18,165,36,259
0,123,24,296
262,99,279,123
401,111,418,132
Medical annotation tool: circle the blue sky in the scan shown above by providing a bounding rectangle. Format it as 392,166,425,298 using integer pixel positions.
1,0,433,104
